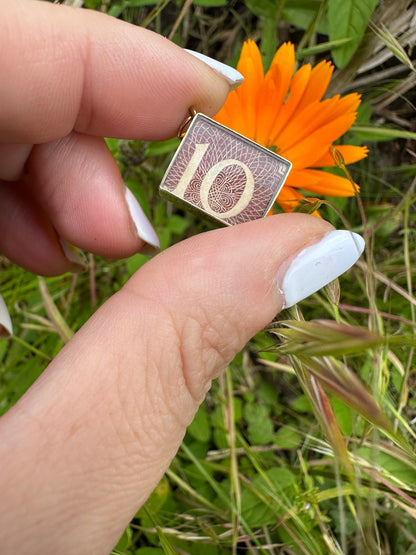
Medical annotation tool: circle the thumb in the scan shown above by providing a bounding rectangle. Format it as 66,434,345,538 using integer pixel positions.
0,214,364,555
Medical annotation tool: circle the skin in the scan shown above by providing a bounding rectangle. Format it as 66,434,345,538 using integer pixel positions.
0,1,334,554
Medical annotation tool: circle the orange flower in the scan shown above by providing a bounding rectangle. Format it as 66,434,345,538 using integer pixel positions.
215,40,368,213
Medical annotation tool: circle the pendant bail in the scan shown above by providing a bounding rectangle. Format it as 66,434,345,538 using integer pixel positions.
177,107,197,139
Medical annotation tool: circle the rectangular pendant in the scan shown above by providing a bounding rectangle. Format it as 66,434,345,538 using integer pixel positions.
159,113,292,226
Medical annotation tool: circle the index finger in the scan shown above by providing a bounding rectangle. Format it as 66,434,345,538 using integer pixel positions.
0,0,234,143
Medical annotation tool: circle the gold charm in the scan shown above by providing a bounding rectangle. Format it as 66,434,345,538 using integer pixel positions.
160,112,292,226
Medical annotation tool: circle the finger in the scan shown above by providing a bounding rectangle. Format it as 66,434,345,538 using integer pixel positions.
0,143,32,181
24,131,159,258
0,0,241,262
0,0,239,144
0,179,80,275
0,214,364,555
1,133,160,266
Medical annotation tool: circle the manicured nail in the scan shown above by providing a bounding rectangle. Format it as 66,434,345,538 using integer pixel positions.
125,188,160,255
59,238,88,273
280,230,365,308
0,294,13,337
185,49,244,91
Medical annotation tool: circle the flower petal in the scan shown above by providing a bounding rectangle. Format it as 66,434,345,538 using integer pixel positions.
282,107,360,168
215,40,264,138
277,93,361,157
255,42,295,145
312,145,369,167
215,39,367,217
237,39,264,84
276,185,307,212
269,63,312,144
296,60,334,110
236,40,264,140
287,169,359,196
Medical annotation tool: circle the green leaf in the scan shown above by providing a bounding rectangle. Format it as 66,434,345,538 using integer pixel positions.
297,38,351,57
211,406,228,449
140,476,171,515
105,137,119,156
244,0,277,19
357,447,416,489
114,525,133,551
352,125,416,142
135,549,164,555
244,403,274,444
188,404,211,443
0,339,7,359
107,0,160,18
328,0,379,68
166,214,191,236
126,253,150,277
330,397,353,436
190,544,219,555
233,397,243,422
193,0,227,5
282,1,329,35
84,0,101,8
257,380,280,409
146,137,179,157
274,426,302,449
185,439,209,459
291,394,313,413
241,467,296,527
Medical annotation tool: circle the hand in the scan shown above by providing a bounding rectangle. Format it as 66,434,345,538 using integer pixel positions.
0,2,364,554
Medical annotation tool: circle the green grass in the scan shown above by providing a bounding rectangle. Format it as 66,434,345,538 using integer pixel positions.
1,1,416,553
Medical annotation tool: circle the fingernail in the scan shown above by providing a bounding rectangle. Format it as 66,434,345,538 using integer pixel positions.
185,49,244,91
124,188,160,255
0,294,13,337
59,238,88,273
279,230,365,308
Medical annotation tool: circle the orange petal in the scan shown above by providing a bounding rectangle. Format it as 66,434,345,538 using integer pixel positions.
276,185,306,212
286,169,320,189
216,40,265,140
255,42,295,145
255,77,279,145
265,43,296,113
276,93,361,156
296,60,334,111
270,64,312,143
282,108,359,168
237,39,264,83
215,90,247,135
273,60,335,145
276,97,340,152
312,145,369,167
287,169,359,196
277,186,322,216
234,42,265,140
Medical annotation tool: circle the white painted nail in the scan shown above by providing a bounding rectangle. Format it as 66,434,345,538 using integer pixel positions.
280,230,365,309
185,49,244,91
59,238,88,273
0,294,13,337
125,188,160,255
